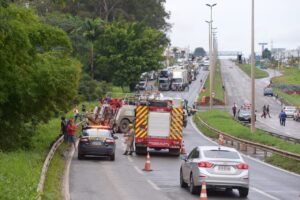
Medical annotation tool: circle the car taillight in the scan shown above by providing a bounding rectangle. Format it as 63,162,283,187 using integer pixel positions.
80,137,89,143
198,162,213,168
105,139,115,144
237,163,249,170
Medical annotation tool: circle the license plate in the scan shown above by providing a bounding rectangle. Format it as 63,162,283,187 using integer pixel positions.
92,141,102,146
218,165,231,171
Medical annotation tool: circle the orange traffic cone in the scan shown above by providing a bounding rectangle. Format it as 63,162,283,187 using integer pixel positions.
143,152,152,171
180,141,187,154
199,180,208,200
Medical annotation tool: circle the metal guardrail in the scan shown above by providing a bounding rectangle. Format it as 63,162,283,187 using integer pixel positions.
194,105,300,144
196,116,300,162
237,119,300,144
36,120,84,199
37,135,64,199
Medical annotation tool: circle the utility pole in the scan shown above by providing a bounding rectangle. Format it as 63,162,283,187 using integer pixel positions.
206,3,217,110
251,0,256,133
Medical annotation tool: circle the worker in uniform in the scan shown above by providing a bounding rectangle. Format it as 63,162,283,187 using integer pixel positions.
123,124,135,155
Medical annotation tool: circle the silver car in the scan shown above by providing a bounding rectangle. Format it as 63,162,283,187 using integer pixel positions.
283,106,297,118
180,146,249,197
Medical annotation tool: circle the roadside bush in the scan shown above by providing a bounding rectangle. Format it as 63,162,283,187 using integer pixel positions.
78,73,112,101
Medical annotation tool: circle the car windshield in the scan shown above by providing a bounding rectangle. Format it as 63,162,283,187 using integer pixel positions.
83,129,111,137
160,71,168,77
172,78,182,83
265,88,272,92
285,107,296,111
159,79,168,83
203,150,240,159
240,109,250,115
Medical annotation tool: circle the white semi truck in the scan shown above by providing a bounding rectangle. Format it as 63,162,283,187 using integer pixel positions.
171,69,189,91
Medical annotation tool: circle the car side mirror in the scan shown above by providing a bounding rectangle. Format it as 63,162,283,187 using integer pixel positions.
181,154,188,161
113,136,118,140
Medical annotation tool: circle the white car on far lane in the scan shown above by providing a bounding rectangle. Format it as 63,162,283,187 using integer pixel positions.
283,106,297,118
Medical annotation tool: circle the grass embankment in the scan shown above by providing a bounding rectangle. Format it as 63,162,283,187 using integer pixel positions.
0,101,98,200
43,102,98,199
0,118,64,200
238,64,269,79
272,67,300,107
198,62,225,104
108,86,134,98
193,110,300,174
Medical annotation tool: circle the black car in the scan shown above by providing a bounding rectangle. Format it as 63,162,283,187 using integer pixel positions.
237,109,256,123
263,88,273,96
78,127,117,160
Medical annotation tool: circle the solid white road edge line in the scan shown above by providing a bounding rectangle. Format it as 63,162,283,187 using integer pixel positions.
250,187,281,200
127,156,133,162
189,118,300,178
64,140,79,200
147,179,161,191
134,165,143,175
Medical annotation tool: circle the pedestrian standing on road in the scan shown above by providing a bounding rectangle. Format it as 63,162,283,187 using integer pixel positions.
123,124,135,155
73,104,79,123
67,118,77,150
61,116,68,142
281,110,287,126
261,105,267,118
266,105,271,118
232,102,237,118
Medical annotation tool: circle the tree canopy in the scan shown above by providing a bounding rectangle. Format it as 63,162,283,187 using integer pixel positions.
194,47,207,57
95,21,167,90
0,5,81,150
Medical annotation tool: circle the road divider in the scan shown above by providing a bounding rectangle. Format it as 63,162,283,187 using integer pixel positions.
195,115,300,162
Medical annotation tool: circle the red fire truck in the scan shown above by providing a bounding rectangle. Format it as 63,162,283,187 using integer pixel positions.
134,98,184,156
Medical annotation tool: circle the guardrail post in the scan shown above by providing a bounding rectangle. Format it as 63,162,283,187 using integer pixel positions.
253,147,256,154
237,142,240,150
231,140,233,146
264,151,267,159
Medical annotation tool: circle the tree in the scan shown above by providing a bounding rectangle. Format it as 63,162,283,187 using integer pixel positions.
194,47,207,57
262,48,272,60
95,21,167,90
0,5,81,150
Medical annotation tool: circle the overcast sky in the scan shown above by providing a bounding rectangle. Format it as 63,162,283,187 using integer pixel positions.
165,0,300,55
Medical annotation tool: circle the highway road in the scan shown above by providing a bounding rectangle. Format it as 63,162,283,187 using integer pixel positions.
220,60,300,139
69,67,300,200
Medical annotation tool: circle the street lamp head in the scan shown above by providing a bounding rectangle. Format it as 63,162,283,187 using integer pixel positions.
206,3,217,7
205,20,212,24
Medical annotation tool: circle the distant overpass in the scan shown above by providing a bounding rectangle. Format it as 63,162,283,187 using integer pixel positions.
218,51,243,56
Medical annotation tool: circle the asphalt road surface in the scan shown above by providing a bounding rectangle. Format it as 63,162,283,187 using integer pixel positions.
220,59,300,139
69,67,300,200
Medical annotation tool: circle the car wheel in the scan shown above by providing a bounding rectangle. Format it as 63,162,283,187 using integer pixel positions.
120,119,130,133
78,152,84,160
239,187,249,197
169,148,180,156
136,146,147,155
109,153,115,161
180,169,188,188
189,174,199,194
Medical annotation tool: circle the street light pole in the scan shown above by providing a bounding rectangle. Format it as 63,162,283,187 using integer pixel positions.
206,3,217,110
250,0,256,133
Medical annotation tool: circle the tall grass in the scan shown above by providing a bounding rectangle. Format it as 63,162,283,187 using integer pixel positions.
238,64,269,79
0,118,61,199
